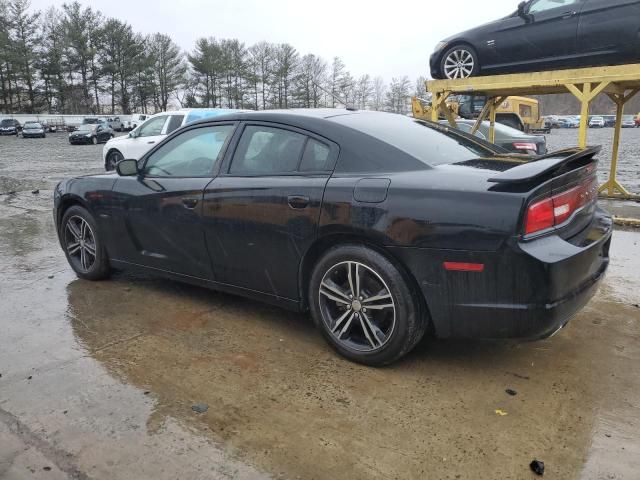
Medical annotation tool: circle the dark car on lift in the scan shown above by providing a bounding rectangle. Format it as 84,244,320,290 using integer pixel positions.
68,123,114,145
53,110,612,366
0,118,22,135
431,0,640,79
441,119,547,155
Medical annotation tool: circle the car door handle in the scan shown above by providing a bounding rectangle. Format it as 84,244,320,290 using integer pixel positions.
147,140,155,144
182,198,198,209
562,11,577,19
287,195,310,209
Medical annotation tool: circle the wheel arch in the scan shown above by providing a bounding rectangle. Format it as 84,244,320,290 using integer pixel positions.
56,194,93,230
298,232,432,332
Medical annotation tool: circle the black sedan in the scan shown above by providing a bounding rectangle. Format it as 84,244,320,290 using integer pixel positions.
0,118,21,135
69,123,114,145
54,110,612,366
431,0,640,79
441,119,547,155
22,122,46,138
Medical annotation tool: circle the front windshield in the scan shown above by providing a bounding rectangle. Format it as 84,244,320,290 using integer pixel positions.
0,119,13,126
77,125,94,132
26,123,42,129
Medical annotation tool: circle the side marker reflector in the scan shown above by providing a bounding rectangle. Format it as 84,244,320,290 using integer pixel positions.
443,262,485,272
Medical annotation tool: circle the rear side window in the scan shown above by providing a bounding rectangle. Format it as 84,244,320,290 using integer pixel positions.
300,139,331,171
331,113,494,167
229,126,306,175
166,115,185,134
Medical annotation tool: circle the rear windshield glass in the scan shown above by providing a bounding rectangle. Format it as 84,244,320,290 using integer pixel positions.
330,113,494,166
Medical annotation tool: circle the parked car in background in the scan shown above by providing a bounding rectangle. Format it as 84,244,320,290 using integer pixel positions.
621,115,636,128
430,0,640,79
589,116,605,128
124,114,148,131
557,117,579,129
440,119,547,155
0,118,22,135
21,122,46,138
54,109,612,366
103,109,240,170
82,117,103,125
602,115,616,127
106,116,125,132
69,123,114,145
636,113,640,127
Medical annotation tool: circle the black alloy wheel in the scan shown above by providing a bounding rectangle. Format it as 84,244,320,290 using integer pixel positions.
61,206,110,280
309,245,427,366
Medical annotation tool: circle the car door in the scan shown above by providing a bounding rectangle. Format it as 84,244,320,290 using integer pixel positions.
125,115,169,160
490,0,582,68
108,123,237,279
577,0,640,59
96,125,108,142
201,123,338,300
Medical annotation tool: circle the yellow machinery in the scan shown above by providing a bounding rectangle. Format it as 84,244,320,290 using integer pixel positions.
426,63,640,200
411,95,545,132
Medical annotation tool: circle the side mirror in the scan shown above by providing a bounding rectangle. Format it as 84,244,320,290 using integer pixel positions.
116,159,139,176
517,1,527,17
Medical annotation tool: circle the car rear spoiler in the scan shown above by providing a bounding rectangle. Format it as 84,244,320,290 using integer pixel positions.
487,146,601,184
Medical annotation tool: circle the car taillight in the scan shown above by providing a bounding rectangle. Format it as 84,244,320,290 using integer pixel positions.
524,177,598,235
512,142,537,151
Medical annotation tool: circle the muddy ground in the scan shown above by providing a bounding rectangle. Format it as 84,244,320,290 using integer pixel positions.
0,130,639,479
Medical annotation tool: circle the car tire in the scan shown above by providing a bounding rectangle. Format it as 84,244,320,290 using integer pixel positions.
309,245,427,366
106,149,124,171
440,44,480,79
92,136,98,145
60,205,110,281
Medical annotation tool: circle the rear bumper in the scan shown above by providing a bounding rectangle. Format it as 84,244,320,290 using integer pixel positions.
388,207,612,339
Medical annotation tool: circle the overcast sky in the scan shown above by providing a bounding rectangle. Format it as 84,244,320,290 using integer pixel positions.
29,0,519,82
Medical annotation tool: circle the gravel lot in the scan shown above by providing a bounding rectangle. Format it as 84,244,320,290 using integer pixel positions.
0,126,639,479
545,127,640,195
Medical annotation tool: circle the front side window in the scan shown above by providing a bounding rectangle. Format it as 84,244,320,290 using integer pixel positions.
529,0,578,14
143,125,234,177
229,126,306,175
137,116,167,137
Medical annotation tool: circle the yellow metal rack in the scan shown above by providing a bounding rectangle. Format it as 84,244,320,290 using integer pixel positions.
426,64,640,199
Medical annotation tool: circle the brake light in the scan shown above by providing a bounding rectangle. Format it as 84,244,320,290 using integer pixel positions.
512,142,537,151
524,177,598,235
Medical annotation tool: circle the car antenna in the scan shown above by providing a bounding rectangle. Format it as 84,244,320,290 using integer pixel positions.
313,82,357,111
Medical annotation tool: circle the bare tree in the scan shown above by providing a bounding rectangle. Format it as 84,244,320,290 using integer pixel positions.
371,76,386,111
385,76,411,114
